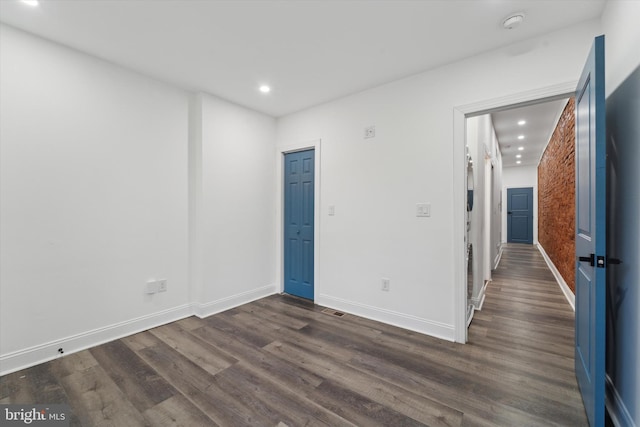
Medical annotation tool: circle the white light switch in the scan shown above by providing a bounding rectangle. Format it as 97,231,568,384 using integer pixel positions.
416,203,431,217
328,205,335,216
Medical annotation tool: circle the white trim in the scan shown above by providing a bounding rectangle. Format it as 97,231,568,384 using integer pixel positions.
193,284,276,318
0,304,192,376
276,139,322,300
453,108,467,343
536,243,575,311
494,243,504,269
471,280,489,311
606,374,636,427
453,81,577,344
318,294,455,342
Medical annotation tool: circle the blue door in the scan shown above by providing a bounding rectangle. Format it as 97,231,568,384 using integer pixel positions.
575,35,606,427
507,187,533,244
284,150,314,300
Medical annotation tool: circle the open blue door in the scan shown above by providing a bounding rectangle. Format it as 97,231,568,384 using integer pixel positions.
575,35,606,427
284,150,314,300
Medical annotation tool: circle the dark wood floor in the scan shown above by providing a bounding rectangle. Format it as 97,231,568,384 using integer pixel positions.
1,244,587,426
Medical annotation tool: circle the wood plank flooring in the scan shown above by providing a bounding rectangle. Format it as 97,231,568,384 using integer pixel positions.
1,243,588,426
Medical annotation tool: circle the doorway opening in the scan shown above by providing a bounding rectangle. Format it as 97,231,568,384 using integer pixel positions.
458,89,574,339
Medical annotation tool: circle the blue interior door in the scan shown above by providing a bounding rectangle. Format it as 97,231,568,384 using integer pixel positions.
284,150,314,300
575,35,606,427
507,187,533,244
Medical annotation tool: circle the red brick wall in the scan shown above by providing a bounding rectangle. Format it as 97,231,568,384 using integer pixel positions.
538,98,576,292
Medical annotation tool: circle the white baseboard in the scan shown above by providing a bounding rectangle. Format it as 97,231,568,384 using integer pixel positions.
193,284,277,319
606,374,636,427
317,293,455,342
494,245,503,270
536,243,575,311
470,280,489,311
0,284,278,376
0,304,192,376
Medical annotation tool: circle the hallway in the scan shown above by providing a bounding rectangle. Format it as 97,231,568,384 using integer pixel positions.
467,243,587,425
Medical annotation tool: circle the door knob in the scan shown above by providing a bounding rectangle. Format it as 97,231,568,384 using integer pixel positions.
297,229,300,235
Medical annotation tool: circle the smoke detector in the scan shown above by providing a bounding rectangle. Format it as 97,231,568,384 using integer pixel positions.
502,13,525,30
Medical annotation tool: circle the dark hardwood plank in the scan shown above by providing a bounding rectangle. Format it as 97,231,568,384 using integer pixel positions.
149,322,237,376
89,340,175,412
60,365,148,426
135,340,259,427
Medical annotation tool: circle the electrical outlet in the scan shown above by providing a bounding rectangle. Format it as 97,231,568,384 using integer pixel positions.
158,279,167,292
381,278,390,292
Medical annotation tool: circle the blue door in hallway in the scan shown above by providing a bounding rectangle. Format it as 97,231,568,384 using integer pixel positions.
507,187,533,244
284,150,314,300
575,35,606,427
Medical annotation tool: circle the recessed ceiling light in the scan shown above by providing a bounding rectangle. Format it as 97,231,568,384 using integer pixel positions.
259,85,271,94
518,120,526,126
503,13,525,30
518,146,524,151
516,154,522,159
516,161,522,164
20,0,39,6
517,135,525,140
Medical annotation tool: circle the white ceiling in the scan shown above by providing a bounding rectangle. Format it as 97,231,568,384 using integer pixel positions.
492,99,570,168
0,0,606,117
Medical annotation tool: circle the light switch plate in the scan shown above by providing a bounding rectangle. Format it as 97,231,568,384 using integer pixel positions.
328,205,335,216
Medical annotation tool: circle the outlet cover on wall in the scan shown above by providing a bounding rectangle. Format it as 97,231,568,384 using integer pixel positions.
381,278,390,291
158,279,167,292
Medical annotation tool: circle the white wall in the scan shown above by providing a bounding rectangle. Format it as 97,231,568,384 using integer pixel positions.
277,20,601,340
502,165,539,244
0,26,278,376
0,25,190,372
190,93,277,316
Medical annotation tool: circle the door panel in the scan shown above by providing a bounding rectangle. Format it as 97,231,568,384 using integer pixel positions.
574,35,605,427
507,187,533,244
284,150,315,300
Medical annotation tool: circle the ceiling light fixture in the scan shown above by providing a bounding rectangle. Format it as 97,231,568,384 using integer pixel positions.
517,135,525,140
516,154,522,158
518,120,526,126
259,85,271,94
518,146,524,151
20,0,39,5
503,13,525,30
516,161,522,164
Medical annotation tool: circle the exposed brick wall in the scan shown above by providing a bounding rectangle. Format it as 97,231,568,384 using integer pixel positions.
538,98,576,292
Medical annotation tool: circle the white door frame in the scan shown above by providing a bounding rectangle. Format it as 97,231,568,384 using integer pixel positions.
275,139,322,299
452,82,576,343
